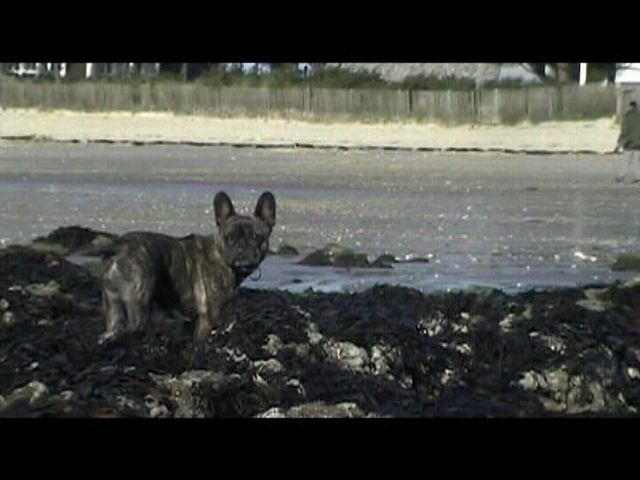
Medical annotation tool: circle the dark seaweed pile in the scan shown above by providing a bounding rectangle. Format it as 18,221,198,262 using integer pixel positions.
1,227,640,417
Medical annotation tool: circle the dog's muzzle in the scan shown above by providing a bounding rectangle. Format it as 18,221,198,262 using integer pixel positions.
233,263,260,279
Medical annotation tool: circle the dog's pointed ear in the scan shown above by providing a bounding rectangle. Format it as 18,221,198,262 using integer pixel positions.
214,192,235,227
254,192,276,229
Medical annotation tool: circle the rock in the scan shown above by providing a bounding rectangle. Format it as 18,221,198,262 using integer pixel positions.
333,252,369,268
256,401,368,418
59,390,75,401
30,241,69,256
0,298,9,311
284,378,307,399
612,254,640,272
276,244,299,256
396,254,431,264
262,334,284,356
298,246,339,267
417,313,448,337
2,311,16,327
627,367,640,380
115,395,144,413
144,394,171,418
499,314,514,332
538,334,566,355
305,322,324,345
0,381,50,415
31,226,118,257
564,375,613,414
623,276,640,288
223,347,250,365
298,243,370,268
291,402,369,418
454,343,473,355
253,358,284,377
440,368,456,386
0,245,99,301
544,368,570,393
576,288,612,312
25,280,61,298
518,370,549,391
256,407,286,418
370,344,400,377
149,370,232,418
371,254,396,268
281,342,311,358
149,404,171,418
322,339,370,372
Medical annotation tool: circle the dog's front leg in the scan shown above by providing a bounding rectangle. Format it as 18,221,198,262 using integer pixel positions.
188,302,223,368
193,302,222,345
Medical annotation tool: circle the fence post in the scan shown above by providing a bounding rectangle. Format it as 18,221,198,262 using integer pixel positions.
557,84,564,119
409,90,413,116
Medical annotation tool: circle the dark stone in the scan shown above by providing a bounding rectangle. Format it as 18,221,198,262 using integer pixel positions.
276,244,299,256
299,243,370,268
31,226,118,257
371,254,396,268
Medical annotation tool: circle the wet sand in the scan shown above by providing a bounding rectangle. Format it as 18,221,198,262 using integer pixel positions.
1,141,639,293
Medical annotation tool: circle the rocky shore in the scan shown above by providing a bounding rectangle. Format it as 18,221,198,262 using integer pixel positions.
1,227,640,417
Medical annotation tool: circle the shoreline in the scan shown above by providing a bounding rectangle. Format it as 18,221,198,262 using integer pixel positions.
1,135,616,156
1,108,621,154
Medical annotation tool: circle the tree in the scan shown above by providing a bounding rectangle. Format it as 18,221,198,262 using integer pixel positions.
519,63,586,83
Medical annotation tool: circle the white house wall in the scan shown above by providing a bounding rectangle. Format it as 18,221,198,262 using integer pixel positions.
615,63,640,84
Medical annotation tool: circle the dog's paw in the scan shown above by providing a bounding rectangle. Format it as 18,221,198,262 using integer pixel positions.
97,331,119,346
187,342,211,369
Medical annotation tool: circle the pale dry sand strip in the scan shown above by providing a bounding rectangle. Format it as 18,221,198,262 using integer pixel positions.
0,108,622,153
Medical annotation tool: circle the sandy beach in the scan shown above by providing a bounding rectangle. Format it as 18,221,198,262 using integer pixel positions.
0,108,621,152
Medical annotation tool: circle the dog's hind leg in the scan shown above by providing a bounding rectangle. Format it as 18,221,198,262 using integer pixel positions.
98,284,127,345
122,270,153,335
99,254,142,345
124,297,151,334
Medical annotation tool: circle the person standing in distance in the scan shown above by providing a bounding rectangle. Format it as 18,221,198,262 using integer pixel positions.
615,101,640,183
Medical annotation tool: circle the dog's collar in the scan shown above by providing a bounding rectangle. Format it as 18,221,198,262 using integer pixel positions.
232,265,261,285
250,267,262,281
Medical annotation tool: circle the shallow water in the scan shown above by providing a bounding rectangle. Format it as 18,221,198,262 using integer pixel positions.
2,141,639,293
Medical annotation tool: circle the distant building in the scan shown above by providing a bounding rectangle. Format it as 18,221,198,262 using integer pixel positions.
87,63,160,79
615,63,640,118
1,63,162,80
2,63,63,78
325,63,543,87
615,63,640,85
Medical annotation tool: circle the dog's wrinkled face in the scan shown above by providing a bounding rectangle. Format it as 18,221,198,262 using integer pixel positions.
214,191,276,281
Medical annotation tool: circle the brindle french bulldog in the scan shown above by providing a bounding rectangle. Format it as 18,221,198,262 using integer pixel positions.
98,191,275,346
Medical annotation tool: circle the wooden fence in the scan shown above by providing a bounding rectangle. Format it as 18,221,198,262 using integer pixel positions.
0,77,622,124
